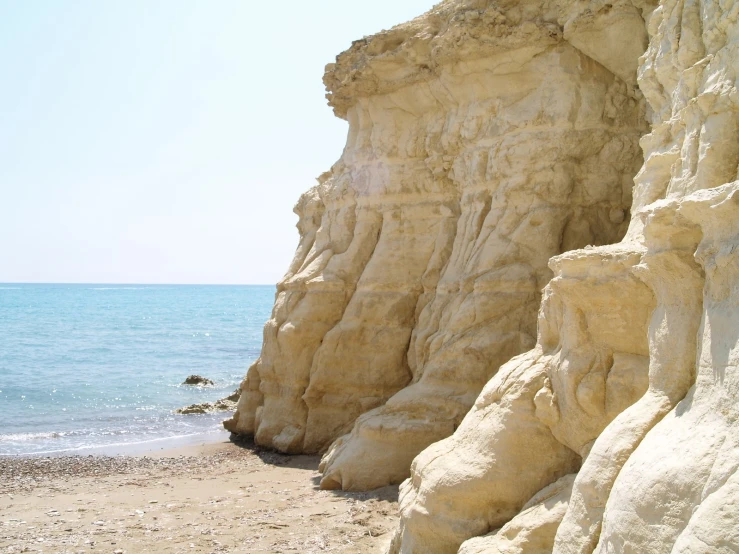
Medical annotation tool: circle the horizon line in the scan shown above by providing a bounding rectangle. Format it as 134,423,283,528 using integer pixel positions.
0,281,277,286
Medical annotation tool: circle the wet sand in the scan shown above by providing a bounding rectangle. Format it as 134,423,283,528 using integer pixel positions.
0,439,398,553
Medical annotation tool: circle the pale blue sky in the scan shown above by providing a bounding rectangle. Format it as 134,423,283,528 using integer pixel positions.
0,0,433,284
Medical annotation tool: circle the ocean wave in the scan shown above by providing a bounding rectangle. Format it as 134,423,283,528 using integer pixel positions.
3,427,226,456
0,431,70,442
0,428,135,442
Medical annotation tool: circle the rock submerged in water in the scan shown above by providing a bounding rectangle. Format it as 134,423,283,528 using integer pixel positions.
182,375,214,386
175,389,241,415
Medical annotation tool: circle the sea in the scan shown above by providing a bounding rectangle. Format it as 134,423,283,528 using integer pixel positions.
0,284,274,457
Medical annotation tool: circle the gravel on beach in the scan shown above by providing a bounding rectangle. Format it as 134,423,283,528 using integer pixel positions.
0,440,399,553
0,440,289,495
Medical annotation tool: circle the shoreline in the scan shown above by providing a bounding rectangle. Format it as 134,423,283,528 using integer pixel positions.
0,412,237,459
0,438,398,553
0,428,234,459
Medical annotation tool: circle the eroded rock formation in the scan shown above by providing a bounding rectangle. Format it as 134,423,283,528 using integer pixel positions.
388,0,739,553
226,0,739,552
457,474,577,554
226,0,646,483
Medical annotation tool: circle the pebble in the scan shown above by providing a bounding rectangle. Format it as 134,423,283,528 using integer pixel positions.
0,443,280,496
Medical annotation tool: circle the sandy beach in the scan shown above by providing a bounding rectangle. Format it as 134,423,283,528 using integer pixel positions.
0,439,398,553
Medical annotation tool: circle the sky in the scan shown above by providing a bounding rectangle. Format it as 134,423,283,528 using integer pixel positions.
0,0,434,284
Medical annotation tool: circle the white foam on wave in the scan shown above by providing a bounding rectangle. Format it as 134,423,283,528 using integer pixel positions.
5,427,228,457
0,428,136,443
0,431,69,442
0,412,227,456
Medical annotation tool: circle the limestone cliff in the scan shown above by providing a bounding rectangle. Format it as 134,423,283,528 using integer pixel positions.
387,0,739,553
226,0,646,478
225,0,739,552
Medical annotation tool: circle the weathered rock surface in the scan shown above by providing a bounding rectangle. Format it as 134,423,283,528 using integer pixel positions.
176,390,240,415
389,0,739,553
389,241,655,553
457,474,576,554
586,0,739,547
225,0,739,552
182,375,214,386
226,0,646,488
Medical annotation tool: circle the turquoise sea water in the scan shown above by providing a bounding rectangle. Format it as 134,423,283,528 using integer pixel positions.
0,284,274,456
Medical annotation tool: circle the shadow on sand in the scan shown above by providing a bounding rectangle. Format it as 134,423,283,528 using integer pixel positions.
228,433,399,503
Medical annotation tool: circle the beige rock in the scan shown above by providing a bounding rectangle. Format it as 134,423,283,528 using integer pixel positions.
224,0,739,552
388,348,581,553
555,1,739,551
593,183,739,554
457,474,576,554
552,200,704,554
390,241,654,553
228,0,646,489
392,0,739,553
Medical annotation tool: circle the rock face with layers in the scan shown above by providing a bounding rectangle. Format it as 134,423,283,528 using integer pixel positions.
225,0,739,551
390,0,739,553
581,0,739,550
226,0,647,488
390,239,656,553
